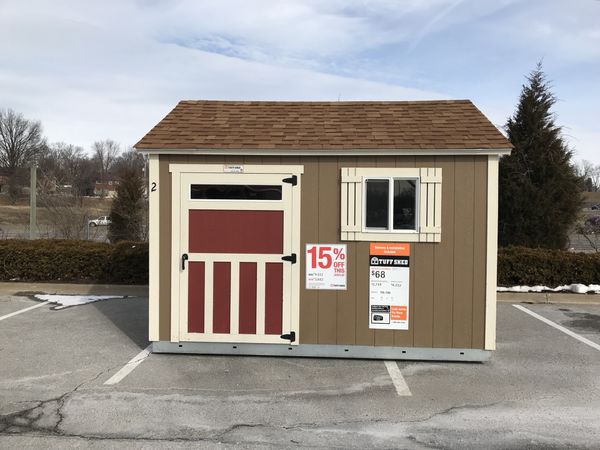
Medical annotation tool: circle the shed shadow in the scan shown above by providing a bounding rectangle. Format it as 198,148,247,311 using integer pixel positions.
92,296,149,350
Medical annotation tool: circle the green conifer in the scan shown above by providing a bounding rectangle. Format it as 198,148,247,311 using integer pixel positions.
108,165,145,243
499,63,582,249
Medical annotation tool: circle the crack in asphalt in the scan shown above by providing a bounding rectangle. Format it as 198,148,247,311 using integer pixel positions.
0,393,504,446
1,353,508,450
0,367,113,436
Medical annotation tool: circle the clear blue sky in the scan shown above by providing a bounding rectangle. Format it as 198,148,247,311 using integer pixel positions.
1,0,598,163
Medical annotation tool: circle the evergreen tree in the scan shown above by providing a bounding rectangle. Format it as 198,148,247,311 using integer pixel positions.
499,63,582,249
108,165,145,243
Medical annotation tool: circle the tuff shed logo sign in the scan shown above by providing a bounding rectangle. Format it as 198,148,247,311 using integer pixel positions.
369,243,410,330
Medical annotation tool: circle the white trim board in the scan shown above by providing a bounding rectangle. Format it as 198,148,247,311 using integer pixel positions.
138,147,512,156
169,164,304,174
148,154,160,341
484,155,499,350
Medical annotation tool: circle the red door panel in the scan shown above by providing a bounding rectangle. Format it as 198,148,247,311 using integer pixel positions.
213,262,231,333
188,262,205,333
189,210,283,254
265,263,283,335
239,262,257,334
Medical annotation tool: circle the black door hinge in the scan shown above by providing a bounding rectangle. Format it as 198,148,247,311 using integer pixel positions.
280,331,296,343
281,253,297,264
282,175,297,186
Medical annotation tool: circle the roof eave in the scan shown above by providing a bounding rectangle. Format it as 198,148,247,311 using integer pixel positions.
134,147,512,156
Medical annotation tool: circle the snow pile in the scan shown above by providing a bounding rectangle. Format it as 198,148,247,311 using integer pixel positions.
497,284,600,294
34,294,125,309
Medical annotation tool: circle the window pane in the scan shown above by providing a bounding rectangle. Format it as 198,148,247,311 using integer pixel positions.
365,179,389,228
393,179,416,230
191,184,282,200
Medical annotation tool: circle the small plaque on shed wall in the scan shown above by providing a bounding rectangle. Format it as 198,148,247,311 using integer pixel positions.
223,164,244,173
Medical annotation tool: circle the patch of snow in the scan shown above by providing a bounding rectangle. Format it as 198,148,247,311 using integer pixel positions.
34,294,125,309
497,284,600,294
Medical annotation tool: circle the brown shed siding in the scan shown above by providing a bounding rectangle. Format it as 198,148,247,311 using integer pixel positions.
157,154,489,349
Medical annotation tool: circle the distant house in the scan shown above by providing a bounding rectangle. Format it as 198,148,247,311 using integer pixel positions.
0,167,10,193
94,180,119,197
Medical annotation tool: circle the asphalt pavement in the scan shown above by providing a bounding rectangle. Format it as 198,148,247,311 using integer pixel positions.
0,290,599,449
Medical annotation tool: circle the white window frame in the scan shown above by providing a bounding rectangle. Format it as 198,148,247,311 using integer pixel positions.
340,167,441,243
362,177,420,234
188,183,284,202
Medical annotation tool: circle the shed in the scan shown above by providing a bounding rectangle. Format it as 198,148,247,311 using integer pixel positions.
135,100,511,362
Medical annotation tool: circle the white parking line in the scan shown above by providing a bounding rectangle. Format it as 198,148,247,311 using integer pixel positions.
384,361,412,396
513,304,600,352
0,301,50,322
104,345,152,385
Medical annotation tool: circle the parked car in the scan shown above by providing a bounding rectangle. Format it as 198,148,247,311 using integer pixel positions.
88,216,111,227
591,204,600,210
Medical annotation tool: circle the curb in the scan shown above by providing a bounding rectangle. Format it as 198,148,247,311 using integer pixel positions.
2,282,598,305
0,282,149,297
498,291,600,305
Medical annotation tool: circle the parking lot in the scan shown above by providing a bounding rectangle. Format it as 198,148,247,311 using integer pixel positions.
1,288,599,449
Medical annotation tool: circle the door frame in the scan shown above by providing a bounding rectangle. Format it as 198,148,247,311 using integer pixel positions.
169,164,304,344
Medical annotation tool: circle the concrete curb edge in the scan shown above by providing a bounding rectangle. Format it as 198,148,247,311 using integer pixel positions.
498,291,600,305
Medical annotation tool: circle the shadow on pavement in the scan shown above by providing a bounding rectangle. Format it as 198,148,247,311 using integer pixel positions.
92,296,149,350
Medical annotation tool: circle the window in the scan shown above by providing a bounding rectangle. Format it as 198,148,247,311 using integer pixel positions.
365,179,389,228
341,167,442,242
364,178,417,231
190,184,282,200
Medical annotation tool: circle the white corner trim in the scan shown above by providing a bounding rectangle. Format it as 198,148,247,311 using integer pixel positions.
148,154,160,341
137,147,512,157
170,170,182,342
485,155,499,350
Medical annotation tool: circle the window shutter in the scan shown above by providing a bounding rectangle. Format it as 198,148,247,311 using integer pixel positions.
418,168,442,242
340,168,362,240
340,167,442,242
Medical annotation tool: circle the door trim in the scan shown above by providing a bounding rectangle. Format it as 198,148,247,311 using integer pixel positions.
169,164,303,344
169,164,304,175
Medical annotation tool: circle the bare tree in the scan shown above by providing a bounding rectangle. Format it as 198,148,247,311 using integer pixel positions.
38,142,87,193
575,216,600,252
0,109,47,202
92,139,120,195
39,193,91,239
0,109,46,168
575,159,600,192
112,148,146,177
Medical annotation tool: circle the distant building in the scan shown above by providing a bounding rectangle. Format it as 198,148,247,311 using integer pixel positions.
94,180,120,198
0,175,8,193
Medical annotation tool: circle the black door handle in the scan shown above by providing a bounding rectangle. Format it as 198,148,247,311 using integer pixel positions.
181,253,188,270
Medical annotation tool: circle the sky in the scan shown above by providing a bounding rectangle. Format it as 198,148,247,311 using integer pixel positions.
1,0,599,164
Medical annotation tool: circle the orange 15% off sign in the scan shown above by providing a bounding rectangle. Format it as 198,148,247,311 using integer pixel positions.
305,244,347,290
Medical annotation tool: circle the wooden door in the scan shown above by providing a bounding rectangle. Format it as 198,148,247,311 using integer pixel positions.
175,172,299,344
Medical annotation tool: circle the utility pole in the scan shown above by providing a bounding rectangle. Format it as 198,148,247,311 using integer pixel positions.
29,164,37,239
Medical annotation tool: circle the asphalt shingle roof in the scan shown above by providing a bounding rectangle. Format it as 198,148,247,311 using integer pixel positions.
135,100,511,151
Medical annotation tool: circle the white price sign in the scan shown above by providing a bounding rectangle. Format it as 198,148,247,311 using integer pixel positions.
305,244,347,290
369,243,410,330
